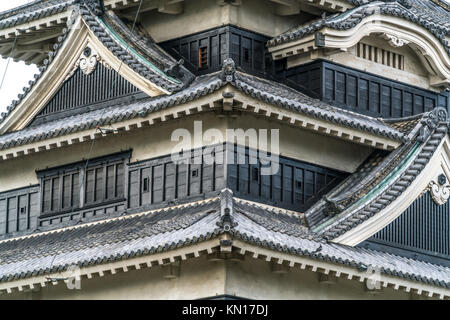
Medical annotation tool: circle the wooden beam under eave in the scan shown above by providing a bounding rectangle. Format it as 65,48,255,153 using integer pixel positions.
27,53,45,66
298,3,323,16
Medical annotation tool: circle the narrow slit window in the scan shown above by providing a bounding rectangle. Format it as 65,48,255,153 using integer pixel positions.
143,177,150,193
198,46,208,69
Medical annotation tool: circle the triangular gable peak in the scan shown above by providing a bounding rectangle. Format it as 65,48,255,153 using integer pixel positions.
0,2,190,134
306,107,450,246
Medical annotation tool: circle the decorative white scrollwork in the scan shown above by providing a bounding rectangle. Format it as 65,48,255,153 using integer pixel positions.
79,54,101,75
428,176,450,205
382,33,409,48
65,45,111,81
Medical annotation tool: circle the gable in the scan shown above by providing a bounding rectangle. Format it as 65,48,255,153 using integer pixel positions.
361,191,450,265
305,108,450,246
0,4,192,135
29,62,144,126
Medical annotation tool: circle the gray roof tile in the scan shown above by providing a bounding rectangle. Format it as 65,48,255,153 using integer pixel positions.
0,0,74,31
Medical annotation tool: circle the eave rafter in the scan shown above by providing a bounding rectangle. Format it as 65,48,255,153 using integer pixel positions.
268,14,450,89
268,0,353,16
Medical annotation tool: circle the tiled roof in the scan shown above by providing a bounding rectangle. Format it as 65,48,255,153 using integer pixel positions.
0,2,193,129
0,190,448,291
231,208,450,290
0,0,74,31
305,107,450,240
0,26,69,129
267,0,450,57
0,61,404,151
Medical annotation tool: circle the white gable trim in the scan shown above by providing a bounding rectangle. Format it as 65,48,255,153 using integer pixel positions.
333,135,450,246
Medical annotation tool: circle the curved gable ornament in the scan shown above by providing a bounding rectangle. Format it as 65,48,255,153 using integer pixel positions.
0,8,170,134
428,174,450,205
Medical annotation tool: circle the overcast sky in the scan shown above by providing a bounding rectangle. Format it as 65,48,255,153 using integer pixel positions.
0,1,39,115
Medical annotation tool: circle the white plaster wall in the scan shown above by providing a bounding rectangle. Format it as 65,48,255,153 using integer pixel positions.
1,256,226,300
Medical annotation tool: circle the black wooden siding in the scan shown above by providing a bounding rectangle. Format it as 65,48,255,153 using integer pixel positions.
0,186,40,236
39,201,127,228
160,25,273,77
361,192,450,265
30,64,144,126
227,144,346,212
275,59,450,119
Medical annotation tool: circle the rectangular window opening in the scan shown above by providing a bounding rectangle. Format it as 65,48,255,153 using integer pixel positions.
252,167,259,181
38,152,130,216
143,177,150,193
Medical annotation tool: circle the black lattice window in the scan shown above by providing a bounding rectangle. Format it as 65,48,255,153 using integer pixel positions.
357,42,404,70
